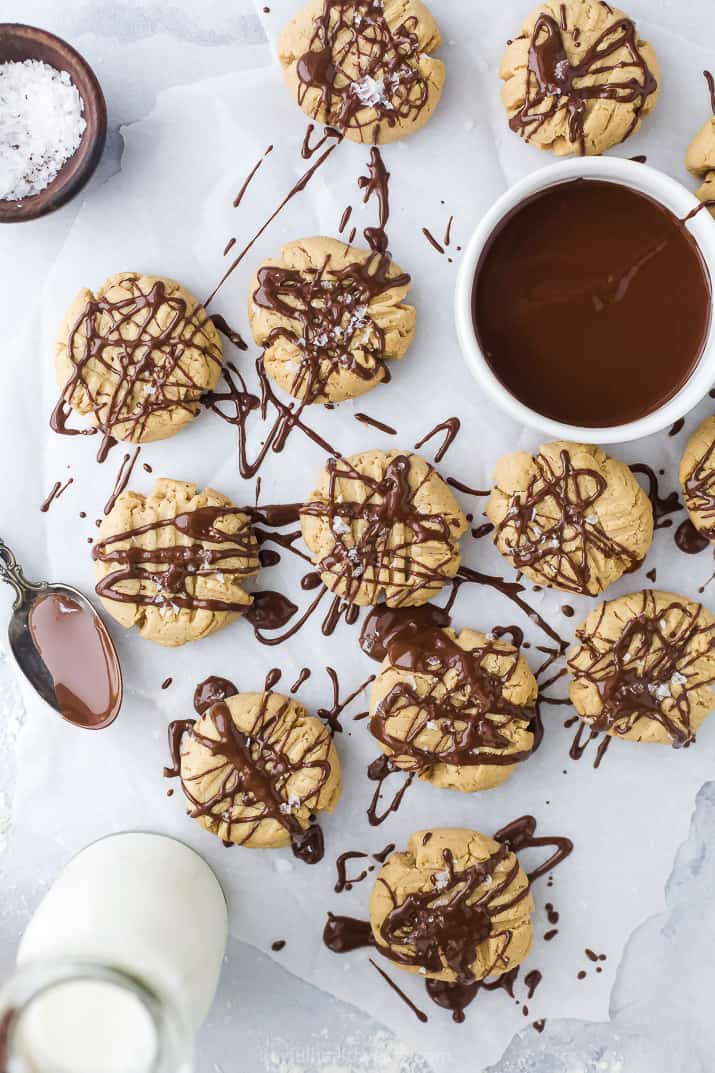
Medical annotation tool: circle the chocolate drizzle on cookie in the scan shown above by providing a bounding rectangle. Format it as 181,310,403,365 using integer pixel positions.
704,70,715,116
369,625,538,775
52,279,222,462
510,13,657,154
301,454,464,605
493,449,641,594
253,251,409,404
166,680,331,864
93,505,259,613
568,592,715,746
295,0,432,142
681,434,715,540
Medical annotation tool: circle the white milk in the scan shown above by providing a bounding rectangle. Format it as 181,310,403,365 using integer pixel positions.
2,833,228,1073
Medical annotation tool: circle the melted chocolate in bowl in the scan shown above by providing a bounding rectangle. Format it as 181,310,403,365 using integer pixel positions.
472,179,712,428
28,593,122,729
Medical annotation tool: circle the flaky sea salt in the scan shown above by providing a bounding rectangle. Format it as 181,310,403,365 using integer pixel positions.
0,59,86,201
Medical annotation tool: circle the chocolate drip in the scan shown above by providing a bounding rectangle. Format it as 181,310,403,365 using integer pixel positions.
104,447,140,515
510,13,657,154
323,912,374,953
369,625,539,775
366,754,414,825
422,227,444,255
204,358,341,479
705,70,715,115
369,958,428,1023
447,566,567,654
493,816,574,883
40,476,73,512
93,505,258,614
271,939,286,952
301,454,463,606
194,676,239,715
290,667,312,693
493,448,641,594
425,970,519,1024
51,279,221,462
680,436,715,540
318,667,375,733
669,418,685,437
359,602,451,662
166,691,330,864
233,145,273,208
446,477,489,497
295,1,431,143
210,314,249,350
524,968,542,998
413,418,461,464
631,463,683,530
675,519,709,555
335,850,370,892
359,148,391,253
253,250,409,404
354,412,397,435
244,591,299,632
569,591,715,746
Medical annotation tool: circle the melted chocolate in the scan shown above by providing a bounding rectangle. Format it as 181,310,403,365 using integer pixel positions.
510,12,657,154
359,602,452,662
253,251,409,404
359,148,392,253
104,447,140,515
705,70,715,115
413,418,461,464
675,519,709,555
473,180,711,428
680,435,715,540
51,280,222,462
28,592,122,729
369,957,428,1023
323,912,374,953
93,505,258,614
233,144,273,208
354,412,397,435
631,463,683,529
335,851,370,892
493,816,574,882
318,667,376,733
40,477,73,512
210,314,249,350
295,2,432,143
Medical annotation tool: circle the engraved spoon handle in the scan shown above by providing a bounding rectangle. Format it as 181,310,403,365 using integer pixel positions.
0,538,42,610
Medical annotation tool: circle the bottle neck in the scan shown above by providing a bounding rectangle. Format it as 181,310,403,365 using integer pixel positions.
0,959,192,1073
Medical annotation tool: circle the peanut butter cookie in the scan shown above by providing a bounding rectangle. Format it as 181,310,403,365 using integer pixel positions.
686,73,715,218
53,273,222,457
500,1,659,156
680,417,715,542
568,590,715,746
249,237,415,404
368,624,537,792
369,829,534,983
300,450,467,607
278,0,445,144
172,689,342,856
486,442,653,596
94,478,259,646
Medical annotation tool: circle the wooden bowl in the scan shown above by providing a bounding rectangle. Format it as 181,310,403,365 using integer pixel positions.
0,24,107,222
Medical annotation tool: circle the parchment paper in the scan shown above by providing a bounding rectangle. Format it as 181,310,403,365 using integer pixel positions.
2,3,715,1069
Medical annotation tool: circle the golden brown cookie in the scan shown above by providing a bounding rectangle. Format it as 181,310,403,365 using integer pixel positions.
680,417,715,542
368,625,537,792
249,237,415,404
94,478,259,646
500,1,659,156
300,450,467,607
568,590,715,746
486,442,653,596
686,79,715,218
174,689,342,854
369,829,534,982
278,0,445,144
53,273,222,456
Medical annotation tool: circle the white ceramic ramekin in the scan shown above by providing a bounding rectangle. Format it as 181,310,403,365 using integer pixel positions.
454,156,715,444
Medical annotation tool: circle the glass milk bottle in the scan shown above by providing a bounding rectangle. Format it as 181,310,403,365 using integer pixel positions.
0,833,228,1073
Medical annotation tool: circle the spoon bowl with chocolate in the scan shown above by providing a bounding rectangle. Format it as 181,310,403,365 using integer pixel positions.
455,157,715,443
0,537,122,729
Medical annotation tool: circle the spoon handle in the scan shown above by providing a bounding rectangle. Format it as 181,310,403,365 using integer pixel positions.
0,538,42,610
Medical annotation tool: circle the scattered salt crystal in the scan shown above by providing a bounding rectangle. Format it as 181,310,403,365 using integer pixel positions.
332,516,351,536
432,869,450,890
649,682,671,701
351,75,392,109
0,59,87,201
671,672,687,686
586,514,599,524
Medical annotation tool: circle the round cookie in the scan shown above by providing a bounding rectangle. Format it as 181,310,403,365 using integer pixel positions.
369,829,534,982
568,590,715,746
175,690,342,851
486,442,653,596
249,237,415,405
686,101,715,218
680,417,715,541
300,449,468,607
368,624,537,792
278,0,445,145
53,273,222,455
500,1,659,157
94,478,259,646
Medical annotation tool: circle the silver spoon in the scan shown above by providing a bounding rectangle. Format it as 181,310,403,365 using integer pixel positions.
0,537,123,729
